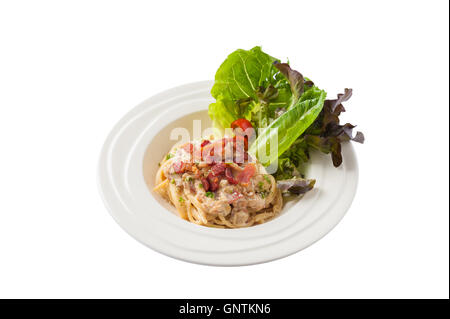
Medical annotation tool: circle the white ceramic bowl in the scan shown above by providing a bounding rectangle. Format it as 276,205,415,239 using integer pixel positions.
98,81,359,266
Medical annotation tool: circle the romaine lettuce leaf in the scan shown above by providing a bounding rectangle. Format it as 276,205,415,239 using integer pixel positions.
209,46,295,131
208,96,239,130
249,86,327,166
275,138,310,180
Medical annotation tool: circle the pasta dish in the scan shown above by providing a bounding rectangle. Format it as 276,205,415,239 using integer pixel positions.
151,46,364,228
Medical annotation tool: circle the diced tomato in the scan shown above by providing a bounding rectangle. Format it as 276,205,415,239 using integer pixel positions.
211,162,226,176
207,172,220,191
200,177,210,192
172,161,185,174
225,167,238,184
236,163,256,185
231,118,253,136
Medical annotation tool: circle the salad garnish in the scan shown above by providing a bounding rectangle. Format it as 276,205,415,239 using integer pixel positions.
208,46,364,193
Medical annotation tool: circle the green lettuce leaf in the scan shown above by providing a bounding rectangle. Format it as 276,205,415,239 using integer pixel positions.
209,46,289,131
211,46,279,101
208,96,239,130
275,138,310,180
249,86,327,166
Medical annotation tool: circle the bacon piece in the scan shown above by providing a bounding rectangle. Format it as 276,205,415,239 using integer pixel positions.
202,138,229,163
202,142,216,164
179,143,194,163
192,147,203,163
207,172,220,191
199,137,249,164
227,162,243,172
201,143,214,156
225,167,238,184
172,161,185,174
203,152,215,165
181,143,194,154
233,150,249,164
211,162,226,176
196,140,211,162
184,162,193,172
236,163,256,185
200,177,210,192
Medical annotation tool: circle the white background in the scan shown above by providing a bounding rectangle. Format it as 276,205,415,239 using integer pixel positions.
0,0,448,299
